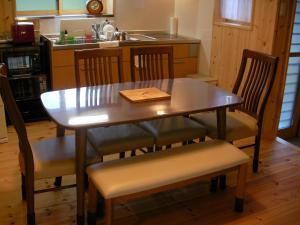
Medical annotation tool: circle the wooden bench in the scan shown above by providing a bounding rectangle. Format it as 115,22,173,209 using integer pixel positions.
86,140,250,225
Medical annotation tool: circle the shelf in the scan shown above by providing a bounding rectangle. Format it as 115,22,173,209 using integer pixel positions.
8,73,46,80
15,97,41,102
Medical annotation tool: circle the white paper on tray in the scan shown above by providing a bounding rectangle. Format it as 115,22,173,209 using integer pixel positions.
98,41,119,48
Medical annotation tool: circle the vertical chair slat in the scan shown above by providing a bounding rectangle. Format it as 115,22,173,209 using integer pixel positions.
251,63,271,114
146,54,151,80
94,57,99,85
151,54,155,80
84,58,89,86
138,55,143,81
108,56,112,83
103,56,108,84
159,53,163,78
74,48,123,87
244,60,262,112
241,59,258,111
142,54,147,80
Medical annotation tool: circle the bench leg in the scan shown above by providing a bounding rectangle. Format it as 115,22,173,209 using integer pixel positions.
166,144,172,149
210,177,219,192
235,163,248,212
88,181,98,225
219,175,227,190
54,176,62,187
105,199,113,225
155,146,162,151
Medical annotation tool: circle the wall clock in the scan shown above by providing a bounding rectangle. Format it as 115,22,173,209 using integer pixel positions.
86,0,103,15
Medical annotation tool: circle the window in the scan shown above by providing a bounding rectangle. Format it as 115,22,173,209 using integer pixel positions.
215,0,254,28
16,0,114,16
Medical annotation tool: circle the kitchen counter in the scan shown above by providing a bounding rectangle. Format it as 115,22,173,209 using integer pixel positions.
48,31,201,90
44,31,200,50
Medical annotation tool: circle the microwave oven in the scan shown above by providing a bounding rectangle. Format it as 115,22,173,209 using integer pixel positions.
3,50,41,76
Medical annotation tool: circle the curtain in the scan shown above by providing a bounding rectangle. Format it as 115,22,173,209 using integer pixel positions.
220,0,253,23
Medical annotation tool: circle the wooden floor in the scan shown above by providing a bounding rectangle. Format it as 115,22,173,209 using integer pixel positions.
284,136,300,148
1,121,300,225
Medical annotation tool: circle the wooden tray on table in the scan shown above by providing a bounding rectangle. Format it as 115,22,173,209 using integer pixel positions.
119,87,171,103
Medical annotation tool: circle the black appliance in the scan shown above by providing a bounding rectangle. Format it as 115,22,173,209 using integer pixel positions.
0,39,51,122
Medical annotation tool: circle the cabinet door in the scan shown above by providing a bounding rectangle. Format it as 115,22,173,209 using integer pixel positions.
51,50,76,90
52,66,76,90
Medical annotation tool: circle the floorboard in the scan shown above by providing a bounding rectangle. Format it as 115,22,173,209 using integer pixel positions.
0,121,300,225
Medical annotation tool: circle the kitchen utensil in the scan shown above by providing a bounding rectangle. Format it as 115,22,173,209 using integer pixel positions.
102,24,115,40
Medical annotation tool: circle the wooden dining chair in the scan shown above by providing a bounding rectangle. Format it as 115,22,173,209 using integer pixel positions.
74,48,154,159
130,46,206,150
191,49,279,172
0,63,101,225
130,45,174,81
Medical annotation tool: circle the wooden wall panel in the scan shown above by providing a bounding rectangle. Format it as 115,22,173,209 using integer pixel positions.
210,0,281,138
0,0,16,38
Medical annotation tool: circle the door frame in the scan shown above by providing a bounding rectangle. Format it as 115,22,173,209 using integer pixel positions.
277,0,300,138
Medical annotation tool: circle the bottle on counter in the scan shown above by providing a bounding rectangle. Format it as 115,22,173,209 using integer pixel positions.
59,31,65,44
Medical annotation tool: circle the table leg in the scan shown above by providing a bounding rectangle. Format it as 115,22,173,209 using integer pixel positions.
217,108,226,140
54,125,66,187
75,128,87,225
56,125,65,137
217,107,227,189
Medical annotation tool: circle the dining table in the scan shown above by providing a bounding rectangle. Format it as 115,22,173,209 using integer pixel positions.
41,77,243,225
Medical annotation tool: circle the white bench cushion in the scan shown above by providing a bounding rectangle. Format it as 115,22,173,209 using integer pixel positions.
87,140,249,199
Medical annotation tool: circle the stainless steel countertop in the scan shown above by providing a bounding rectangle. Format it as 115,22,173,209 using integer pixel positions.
44,31,200,51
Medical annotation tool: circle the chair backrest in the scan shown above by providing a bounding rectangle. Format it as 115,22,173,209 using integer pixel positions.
233,49,278,126
0,63,34,168
130,46,174,81
74,48,123,87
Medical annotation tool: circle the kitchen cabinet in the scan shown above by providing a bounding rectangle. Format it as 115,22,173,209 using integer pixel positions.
51,43,199,90
0,96,8,143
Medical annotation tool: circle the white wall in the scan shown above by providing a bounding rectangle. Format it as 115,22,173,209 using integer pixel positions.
40,0,174,34
175,0,214,76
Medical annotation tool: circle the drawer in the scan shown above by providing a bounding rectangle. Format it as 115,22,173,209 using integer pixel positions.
174,58,198,77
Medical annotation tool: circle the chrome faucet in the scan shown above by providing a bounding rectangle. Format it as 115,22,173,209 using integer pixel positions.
91,24,101,40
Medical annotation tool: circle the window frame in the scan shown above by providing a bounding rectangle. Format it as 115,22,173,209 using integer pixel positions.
214,0,255,30
16,0,114,17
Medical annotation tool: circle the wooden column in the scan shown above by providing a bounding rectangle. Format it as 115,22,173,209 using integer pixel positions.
0,0,16,38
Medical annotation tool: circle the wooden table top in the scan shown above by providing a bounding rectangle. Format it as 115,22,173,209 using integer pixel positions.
41,78,243,129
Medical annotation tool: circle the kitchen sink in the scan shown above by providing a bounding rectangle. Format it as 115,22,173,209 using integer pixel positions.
51,37,102,45
127,34,157,41
47,33,158,46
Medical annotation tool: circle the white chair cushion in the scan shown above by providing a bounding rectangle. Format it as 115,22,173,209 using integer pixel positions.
190,111,258,141
19,135,100,180
139,116,206,146
87,140,249,199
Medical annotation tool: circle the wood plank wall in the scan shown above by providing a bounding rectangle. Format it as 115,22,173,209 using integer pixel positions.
210,0,284,138
0,0,16,38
